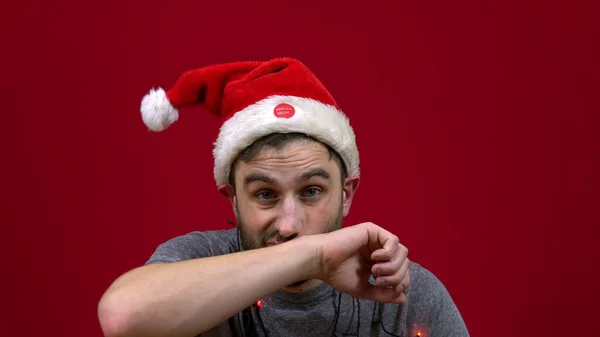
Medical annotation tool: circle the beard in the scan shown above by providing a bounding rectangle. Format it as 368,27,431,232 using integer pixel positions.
235,202,343,290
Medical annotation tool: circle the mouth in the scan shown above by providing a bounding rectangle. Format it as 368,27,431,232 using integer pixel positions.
263,233,298,248
265,241,283,247
264,236,289,247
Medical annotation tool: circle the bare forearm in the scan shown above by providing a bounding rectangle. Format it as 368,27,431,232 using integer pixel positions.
98,238,317,337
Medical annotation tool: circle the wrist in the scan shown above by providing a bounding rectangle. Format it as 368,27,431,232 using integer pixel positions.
291,235,324,280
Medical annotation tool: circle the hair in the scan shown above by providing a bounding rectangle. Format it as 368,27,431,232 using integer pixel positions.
228,132,348,189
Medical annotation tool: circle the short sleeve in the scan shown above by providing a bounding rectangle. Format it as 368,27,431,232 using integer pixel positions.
145,229,240,265
406,263,470,337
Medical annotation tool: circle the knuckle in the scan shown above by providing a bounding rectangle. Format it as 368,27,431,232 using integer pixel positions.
400,245,409,256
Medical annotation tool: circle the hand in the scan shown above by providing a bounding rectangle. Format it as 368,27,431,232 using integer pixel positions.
311,222,410,304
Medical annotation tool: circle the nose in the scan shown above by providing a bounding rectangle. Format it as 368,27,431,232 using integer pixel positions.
274,196,303,239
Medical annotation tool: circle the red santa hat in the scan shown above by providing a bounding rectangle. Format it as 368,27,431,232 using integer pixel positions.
140,57,360,187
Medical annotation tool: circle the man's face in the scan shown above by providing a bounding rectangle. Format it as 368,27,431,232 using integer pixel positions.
228,139,358,251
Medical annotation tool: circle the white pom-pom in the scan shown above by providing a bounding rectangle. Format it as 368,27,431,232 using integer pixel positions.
140,88,179,132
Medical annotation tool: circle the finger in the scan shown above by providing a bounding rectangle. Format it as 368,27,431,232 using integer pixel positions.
364,223,399,256
370,238,400,261
370,248,391,261
375,258,410,289
399,263,411,292
393,261,411,293
371,244,408,275
396,258,411,292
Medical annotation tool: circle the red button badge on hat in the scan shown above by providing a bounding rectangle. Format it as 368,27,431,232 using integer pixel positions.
273,103,295,119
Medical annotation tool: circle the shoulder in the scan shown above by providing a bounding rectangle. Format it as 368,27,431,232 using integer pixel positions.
145,228,240,265
406,261,457,310
407,262,449,299
405,262,470,336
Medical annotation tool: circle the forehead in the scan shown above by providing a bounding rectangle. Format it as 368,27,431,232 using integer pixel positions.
234,140,341,184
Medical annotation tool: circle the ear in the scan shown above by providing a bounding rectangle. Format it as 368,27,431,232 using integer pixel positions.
218,184,236,206
218,184,240,224
342,176,360,217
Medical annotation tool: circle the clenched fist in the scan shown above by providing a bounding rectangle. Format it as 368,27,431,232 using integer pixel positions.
309,222,410,304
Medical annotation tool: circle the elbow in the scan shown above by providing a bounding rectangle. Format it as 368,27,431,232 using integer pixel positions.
97,290,135,337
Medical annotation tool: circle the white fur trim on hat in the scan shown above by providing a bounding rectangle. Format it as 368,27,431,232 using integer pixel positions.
140,88,179,132
213,95,360,186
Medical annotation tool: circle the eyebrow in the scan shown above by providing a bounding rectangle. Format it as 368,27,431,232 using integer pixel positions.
298,168,331,183
243,168,331,187
244,173,277,186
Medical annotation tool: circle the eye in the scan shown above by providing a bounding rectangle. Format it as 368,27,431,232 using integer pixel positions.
256,190,275,201
303,187,322,198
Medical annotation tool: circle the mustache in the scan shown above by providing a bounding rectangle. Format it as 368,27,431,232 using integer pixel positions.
261,230,297,245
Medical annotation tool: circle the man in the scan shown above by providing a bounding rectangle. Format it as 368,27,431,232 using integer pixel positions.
97,57,469,337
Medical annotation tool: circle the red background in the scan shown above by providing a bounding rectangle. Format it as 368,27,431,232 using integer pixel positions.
1,0,599,336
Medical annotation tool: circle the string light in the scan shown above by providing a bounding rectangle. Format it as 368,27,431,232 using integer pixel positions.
413,328,428,337
233,225,424,337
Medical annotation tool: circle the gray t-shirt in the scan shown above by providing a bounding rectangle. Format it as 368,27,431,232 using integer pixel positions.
146,228,470,337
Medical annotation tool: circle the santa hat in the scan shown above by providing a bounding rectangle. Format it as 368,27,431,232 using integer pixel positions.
140,57,360,187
